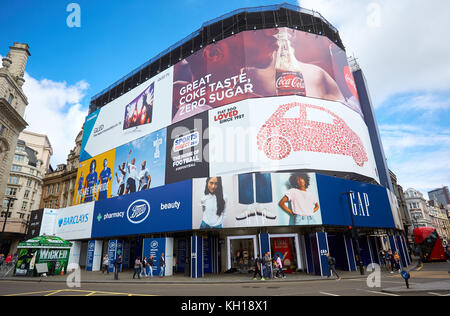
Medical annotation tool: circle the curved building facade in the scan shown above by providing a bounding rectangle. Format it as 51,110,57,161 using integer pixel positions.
35,4,409,277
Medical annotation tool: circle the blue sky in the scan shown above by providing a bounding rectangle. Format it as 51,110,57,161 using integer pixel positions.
1,0,449,198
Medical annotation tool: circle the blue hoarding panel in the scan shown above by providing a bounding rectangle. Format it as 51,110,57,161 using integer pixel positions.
142,238,166,277
316,174,395,229
92,180,192,238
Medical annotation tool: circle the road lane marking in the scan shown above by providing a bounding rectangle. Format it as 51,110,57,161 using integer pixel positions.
428,292,450,296
367,291,399,296
320,292,340,296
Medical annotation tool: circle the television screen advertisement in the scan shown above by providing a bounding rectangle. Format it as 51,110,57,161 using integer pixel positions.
165,111,209,184
92,180,193,238
111,128,167,198
80,68,173,162
172,27,362,124
27,209,44,239
208,95,379,183
192,172,321,230
53,202,95,241
316,173,395,229
39,209,58,236
73,149,116,206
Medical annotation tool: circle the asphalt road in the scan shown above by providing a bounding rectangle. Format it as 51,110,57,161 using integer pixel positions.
0,262,448,297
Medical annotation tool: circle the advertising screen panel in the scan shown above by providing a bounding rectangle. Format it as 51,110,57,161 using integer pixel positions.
192,172,321,229
92,180,192,238
172,27,361,124
209,95,379,183
73,149,116,205
165,111,209,184
80,68,173,162
111,128,167,197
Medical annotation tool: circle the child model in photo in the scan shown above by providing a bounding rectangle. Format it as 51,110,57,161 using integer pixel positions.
200,177,227,229
278,173,319,225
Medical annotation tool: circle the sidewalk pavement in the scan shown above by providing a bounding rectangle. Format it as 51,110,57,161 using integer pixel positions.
382,280,450,294
2,269,366,284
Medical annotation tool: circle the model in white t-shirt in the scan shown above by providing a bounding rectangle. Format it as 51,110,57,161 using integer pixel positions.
138,160,151,191
278,173,319,225
200,177,227,229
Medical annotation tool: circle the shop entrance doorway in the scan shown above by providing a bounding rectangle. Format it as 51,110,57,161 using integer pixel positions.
269,234,301,274
226,235,258,273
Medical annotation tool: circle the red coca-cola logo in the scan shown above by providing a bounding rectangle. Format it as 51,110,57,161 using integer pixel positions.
344,66,359,100
276,73,305,90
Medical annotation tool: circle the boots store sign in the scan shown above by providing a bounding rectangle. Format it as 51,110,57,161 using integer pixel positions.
91,180,192,238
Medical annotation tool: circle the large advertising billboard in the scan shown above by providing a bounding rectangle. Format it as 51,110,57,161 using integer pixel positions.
111,128,167,197
165,111,209,184
81,27,361,163
92,180,192,238
74,129,167,205
172,27,361,124
73,149,116,205
80,68,173,162
208,95,379,182
192,172,322,229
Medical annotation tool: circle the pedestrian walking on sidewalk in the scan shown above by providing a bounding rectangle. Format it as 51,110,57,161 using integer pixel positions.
275,255,286,279
387,250,394,273
159,253,166,278
148,255,154,278
133,257,142,279
326,253,341,281
393,251,401,273
253,255,264,281
113,255,122,280
141,257,148,277
263,252,272,279
102,254,110,274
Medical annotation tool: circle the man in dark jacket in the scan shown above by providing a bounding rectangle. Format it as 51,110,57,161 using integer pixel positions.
114,255,122,280
326,253,341,281
253,255,264,281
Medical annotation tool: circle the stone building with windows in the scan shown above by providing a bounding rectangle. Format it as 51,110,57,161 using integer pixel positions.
1,131,52,253
0,43,30,211
40,129,83,210
405,188,432,229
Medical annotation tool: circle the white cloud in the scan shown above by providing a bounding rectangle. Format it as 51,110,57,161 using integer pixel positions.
298,0,450,107
22,73,89,166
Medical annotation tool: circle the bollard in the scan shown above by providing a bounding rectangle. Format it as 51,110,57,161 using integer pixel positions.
401,270,410,289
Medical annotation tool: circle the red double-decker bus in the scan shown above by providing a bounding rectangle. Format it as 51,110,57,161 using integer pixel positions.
413,227,446,262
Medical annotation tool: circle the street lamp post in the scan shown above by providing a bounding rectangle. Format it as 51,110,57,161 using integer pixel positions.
2,197,17,234
346,191,365,275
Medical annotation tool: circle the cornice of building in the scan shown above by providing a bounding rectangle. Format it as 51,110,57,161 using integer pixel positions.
0,98,28,131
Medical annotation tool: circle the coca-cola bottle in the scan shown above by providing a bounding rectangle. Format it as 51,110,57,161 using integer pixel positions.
275,32,306,96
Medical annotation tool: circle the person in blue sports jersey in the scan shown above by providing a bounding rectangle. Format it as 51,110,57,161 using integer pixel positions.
97,158,112,200
76,172,84,204
83,159,98,202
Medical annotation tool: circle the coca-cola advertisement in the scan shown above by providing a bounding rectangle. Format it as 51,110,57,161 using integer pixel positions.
172,27,362,124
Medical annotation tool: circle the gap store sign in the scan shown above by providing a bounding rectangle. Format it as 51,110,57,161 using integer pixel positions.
92,180,192,238
316,174,395,228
